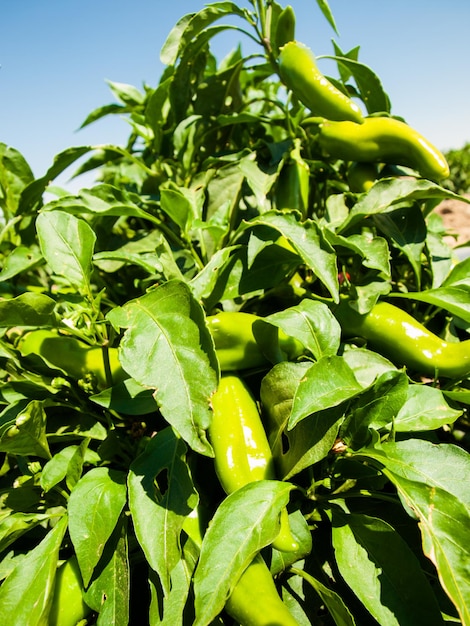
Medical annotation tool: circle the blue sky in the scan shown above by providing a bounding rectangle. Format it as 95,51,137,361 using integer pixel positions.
1,0,469,191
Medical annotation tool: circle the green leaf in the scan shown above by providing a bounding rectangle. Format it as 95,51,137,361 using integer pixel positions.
315,0,339,34
242,211,339,301
0,515,68,626
90,378,158,415
107,280,218,455
391,284,470,323
324,55,391,114
289,356,363,428
79,103,127,129
339,178,466,233
394,384,462,432
193,480,294,626
264,299,342,360
357,439,470,624
36,211,96,292
331,511,445,625
106,80,144,106
0,245,43,281
0,400,51,459
84,516,129,626
0,292,56,327
160,2,249,65
0,143,35,217
68,467,127,587
0,512,56,554
128,428,198,597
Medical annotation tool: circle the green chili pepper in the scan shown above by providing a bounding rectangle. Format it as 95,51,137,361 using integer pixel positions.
335,300,470,379
17,329,126,388
318,116,450,181
206,311,304,371
182,507,300,626
210,374,299,552
278,41,364,124
347,161,379,193
273,5,296,55
276,139,310,219
49,556,92,626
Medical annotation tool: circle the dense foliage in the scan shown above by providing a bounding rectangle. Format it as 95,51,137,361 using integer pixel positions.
0,1,469,624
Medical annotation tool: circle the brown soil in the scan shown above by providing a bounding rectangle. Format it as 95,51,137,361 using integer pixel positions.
434,194,470,253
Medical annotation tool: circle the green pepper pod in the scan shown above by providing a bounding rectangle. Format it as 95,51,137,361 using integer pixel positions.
276,139,310,219
318,116,450,181
210,375,299,552
347,161,379,193
206,311,304,371
278,41,364,124
49,556,92,626
273,5,296,54
17,329,126,388
336,300,470,379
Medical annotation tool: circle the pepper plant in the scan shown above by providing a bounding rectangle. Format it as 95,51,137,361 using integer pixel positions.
0,1,469,625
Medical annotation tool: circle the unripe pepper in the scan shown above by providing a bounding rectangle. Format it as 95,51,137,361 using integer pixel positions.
318,116,450,181
278,41,364,124
17,329,126,388
347,161,379,193
276,139,310,219
49,556,92,626
209,375,299,552
335,300,470,379
206,311,304,371
273,5,296,54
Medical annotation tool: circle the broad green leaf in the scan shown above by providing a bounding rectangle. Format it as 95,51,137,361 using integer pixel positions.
391,284,470,323
107,280,218,455
68,467,127,587
0,515,68,626
160,2,248,65
0,143,35,217
193,480,293,626
79,103,127,129
90,378,158,415
18,145,93,213
291,567,356,625
341,370,409,448
326,231,391,278
315,0,339,34
394,384,462,432
323,55,391,114
128,428,198,597
40,442,89,492
289,355,363,428
339,178,467,233
342,346,397,388
442,255,470,287
0,512,55,554
0,245,43,281
36,211,96,292
0,292,56,327
331,511,444,625
373,205,427,287
241,211,339,301
84,516,129,626
263,299,341,360
357,439,470,624
0,400,51,459
106,80,144,106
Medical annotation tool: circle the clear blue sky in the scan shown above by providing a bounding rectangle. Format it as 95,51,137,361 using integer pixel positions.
1,0,469,191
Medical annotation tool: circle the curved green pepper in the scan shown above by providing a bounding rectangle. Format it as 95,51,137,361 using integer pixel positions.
17,329,126,388
210,374,299,552
206,311,304,371
273,5,296,55
49,556,92,626
276,140,310,219
278,41,364,124
318,116,450,181
347,161,379,193
335,300,470,379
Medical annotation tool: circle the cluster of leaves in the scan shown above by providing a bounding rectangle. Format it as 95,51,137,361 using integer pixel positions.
443,142,470,195
0,1,469,625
